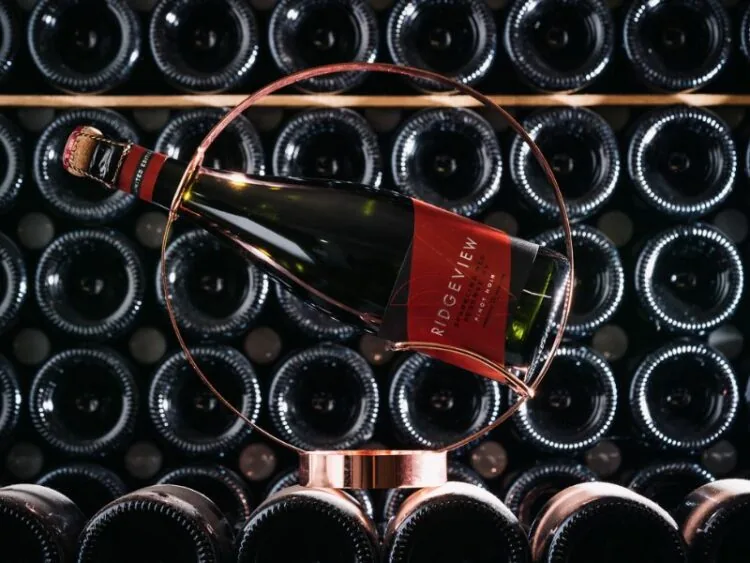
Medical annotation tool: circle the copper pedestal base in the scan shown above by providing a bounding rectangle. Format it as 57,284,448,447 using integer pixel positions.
299,450,448,489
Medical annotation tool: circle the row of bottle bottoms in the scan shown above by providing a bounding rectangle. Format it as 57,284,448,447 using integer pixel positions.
0,337,742,455
3,476,747,561
4,0,750,94
2,104,747,226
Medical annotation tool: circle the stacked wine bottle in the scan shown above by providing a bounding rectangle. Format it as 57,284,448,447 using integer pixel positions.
0,0,749,561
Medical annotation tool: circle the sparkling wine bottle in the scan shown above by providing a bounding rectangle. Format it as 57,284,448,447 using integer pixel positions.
504,0,614,93
274,282,357,341
29,348,139,456
35,463,127,519
27,0,141,93
383,482,531,563
77,484,233,563
0,355,21,449
629,340,739,452
742,5,750,64
0,484,85,563
0,116,24,213
0,2,18,85
62,125,570,387
269,0,379,93
237,486,379,563
623,0,731,92
149,0,260,93
268,343,378,450
0,233,27,335
530,482,687,562
628,461,714,515
148,346,261,456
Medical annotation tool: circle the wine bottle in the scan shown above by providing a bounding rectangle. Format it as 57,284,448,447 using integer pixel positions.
236,485,379,563
388,353,502,449
386,0,496,92
272,108,382,188
34,109,138,223
63,126,570,387
157,464,252,531
266,466,375,521
156,229,270,341
742,5,750,64
27,0,141,93
503,461,597,529
676,478,750,562
29,348,139,456
0,115,24,213
629,340,739,452
34,229,145,340
391,108,502,217
274,282,357,341
149,0,260,93
268,343,378,450
623,0,731,92
0,355,21,449
531,225,623,337
530,482,686,562
0,484,85,563
35,463,127,519
635,224,743,333
0,233,27,335
0,2,18,84
155,108,265,174
149,346,261,456
77,484,233,563
628,461,714,515
503,0,614,93
382,461,486,523
383,482,530,563
511,345,617,453
268,0,379,93
627,107,736,218
509,107,620,220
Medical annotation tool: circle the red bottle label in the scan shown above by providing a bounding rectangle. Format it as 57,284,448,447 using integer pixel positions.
379,200,535,381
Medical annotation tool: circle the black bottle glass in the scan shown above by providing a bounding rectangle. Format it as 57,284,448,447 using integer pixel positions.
0,233,27,335
629,340,739,452
157,464,252,531
33,109,138,222
391,108,502,217
35,463,127,519
503,461,598,529
0,484,85,563
677,479,750,563
149,0,260,93
627,107,736,219
510,107,619,220
386,0,496,92
635,223,743,333
237,485,379,563
623,0,731,92
77,484,234,563
149,346,261,456
532,225,623,337
530,482,686,562
274,282,357,341
388,353,502,450
742,5,750,64
272,108,383,188
157,229,270,341
29,348,139,456
269,0,379,93
34,229,145,340
504,0,614,92
383,482,531,563
628,461,714,515
155,108,265,174
511,345,617,453
382,462,486,523
0,355,21,448
267,467,375,521
0,2,18,84
0,115,24,213
27,0,141,93
268,343,378,450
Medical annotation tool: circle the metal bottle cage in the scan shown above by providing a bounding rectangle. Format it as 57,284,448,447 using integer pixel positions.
160,62,575,459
